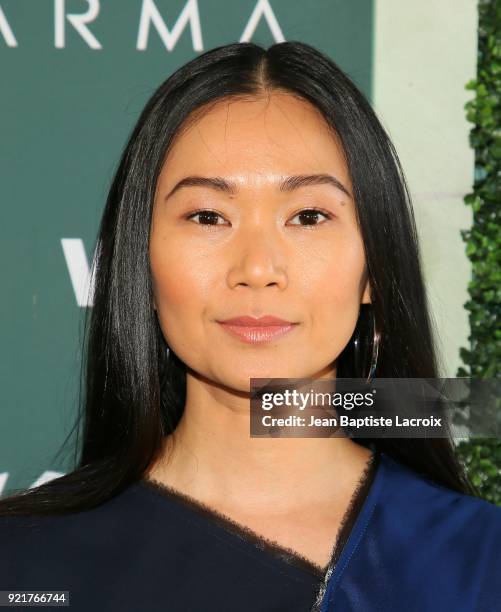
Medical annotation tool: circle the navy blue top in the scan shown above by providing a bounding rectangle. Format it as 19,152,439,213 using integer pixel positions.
1,452,500,611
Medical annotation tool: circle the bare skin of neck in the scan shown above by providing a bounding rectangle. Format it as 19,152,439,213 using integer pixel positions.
145,375,374,571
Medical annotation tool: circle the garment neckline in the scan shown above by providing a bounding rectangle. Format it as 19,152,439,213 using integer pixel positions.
135,448,382,582
314,450,388,611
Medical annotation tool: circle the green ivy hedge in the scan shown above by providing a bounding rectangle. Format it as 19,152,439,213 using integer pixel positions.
456,0,501,506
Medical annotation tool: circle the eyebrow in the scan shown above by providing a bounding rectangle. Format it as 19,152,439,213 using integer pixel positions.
164,173,352,202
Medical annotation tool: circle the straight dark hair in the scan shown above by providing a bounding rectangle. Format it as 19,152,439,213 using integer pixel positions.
0,41,477,515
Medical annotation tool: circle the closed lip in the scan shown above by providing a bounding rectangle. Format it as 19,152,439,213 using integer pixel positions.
217,315,296,326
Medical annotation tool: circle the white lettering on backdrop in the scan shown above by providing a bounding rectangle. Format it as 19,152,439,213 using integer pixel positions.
0,0,285,50
61,238,95,307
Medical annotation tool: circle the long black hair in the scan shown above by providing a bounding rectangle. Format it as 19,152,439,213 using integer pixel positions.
0,41,477,515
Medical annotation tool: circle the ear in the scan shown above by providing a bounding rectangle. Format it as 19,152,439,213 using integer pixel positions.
361,276,371,304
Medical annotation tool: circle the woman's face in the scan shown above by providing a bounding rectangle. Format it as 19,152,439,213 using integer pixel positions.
150,92,370,391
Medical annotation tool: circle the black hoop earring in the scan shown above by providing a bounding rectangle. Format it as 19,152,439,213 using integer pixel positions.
153,306,170,360
366,314,380,383
352,304,380,382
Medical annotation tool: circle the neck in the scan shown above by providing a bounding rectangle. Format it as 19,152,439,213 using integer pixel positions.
147,371,373,512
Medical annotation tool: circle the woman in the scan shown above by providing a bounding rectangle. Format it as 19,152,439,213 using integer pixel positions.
0,41,499,612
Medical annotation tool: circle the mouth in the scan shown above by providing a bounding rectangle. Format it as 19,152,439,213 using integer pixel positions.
216,317,299,344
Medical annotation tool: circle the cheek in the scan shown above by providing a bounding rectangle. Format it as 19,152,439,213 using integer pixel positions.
302,231,365,298
300,233,365,332
149,232,214,337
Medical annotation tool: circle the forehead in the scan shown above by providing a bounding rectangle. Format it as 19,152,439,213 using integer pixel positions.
157,92,350,191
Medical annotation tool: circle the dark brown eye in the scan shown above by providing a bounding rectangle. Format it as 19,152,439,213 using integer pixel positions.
289,209,331,226
187,210,225,225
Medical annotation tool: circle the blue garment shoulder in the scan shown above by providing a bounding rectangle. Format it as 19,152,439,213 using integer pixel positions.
321,452,501,612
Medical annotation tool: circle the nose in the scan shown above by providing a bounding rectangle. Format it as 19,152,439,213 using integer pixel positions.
226,227,288,291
